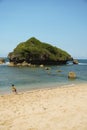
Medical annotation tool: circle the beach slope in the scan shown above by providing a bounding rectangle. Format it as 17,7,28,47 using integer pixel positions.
0,84,87,130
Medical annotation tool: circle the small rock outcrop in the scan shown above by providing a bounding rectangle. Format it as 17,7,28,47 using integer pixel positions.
8,62,16,67
68,71,76,79
0,58,5,64
73,59,78,64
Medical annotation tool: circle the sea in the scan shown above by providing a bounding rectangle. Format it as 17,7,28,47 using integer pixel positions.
0,58,87,95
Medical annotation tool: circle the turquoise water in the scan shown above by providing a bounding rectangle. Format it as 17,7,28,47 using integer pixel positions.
0,59,87,94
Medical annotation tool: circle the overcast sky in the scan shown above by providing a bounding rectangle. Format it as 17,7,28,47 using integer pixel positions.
0,0,87,58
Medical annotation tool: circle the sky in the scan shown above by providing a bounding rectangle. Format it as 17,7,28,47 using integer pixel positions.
0,0,87,59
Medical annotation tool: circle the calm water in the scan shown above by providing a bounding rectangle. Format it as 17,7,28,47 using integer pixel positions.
0,59,87,94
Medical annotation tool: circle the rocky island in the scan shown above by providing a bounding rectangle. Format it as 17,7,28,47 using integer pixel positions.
8,37,72,66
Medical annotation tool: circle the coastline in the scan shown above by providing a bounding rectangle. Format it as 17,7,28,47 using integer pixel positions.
0,83,87,130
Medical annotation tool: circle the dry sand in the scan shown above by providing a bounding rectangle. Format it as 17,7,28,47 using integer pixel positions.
0,84,87,130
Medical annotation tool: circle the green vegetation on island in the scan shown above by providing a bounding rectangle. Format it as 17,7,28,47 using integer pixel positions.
8,37,72,65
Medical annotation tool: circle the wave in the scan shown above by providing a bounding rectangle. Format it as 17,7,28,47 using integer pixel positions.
67,62,87,66
78,63,87,66
0,62,9,66
1,61,87,66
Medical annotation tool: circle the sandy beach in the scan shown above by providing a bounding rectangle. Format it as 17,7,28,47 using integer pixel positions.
0,84,87,130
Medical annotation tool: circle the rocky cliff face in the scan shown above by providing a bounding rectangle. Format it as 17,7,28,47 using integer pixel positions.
8,37,72,65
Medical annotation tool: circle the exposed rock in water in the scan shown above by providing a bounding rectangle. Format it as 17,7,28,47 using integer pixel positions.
68,71,76,79
8,62,16,67
73,59,79,64
8,37,73,65
0,58,5,64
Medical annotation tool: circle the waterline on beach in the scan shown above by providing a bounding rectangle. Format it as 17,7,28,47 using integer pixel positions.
0,59,87,94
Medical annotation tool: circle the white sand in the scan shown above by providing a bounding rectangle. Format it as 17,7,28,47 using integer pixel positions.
0,84,87,130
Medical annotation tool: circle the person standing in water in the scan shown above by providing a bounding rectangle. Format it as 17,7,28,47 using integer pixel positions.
11,84,17,94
